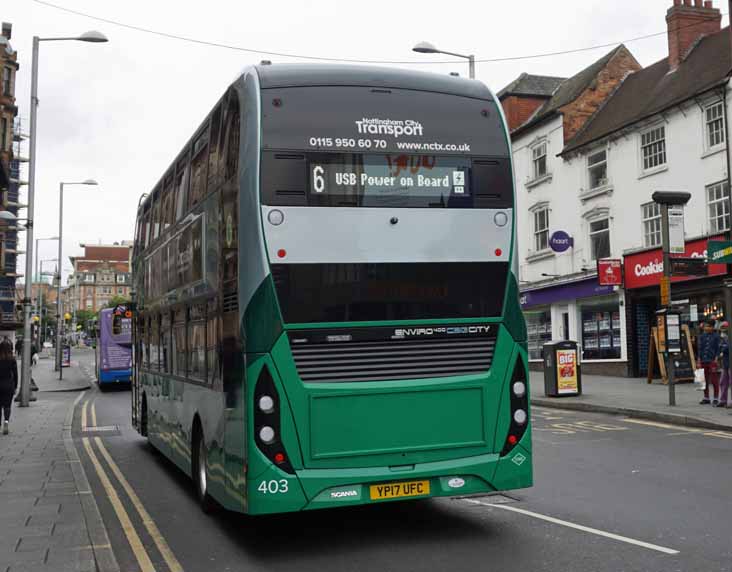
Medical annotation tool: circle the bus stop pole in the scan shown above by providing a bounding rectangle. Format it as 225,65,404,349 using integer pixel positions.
660,204,676,406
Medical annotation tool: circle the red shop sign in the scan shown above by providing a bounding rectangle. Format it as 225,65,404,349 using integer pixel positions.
623,236,726,289
598,259,623,286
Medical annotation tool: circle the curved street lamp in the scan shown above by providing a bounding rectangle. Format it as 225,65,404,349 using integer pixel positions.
412,41,475,79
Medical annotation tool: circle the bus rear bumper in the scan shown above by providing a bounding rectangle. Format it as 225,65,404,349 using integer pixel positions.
299,444,532,511
246,440,532,514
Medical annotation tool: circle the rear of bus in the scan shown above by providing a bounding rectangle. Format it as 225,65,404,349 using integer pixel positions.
243,65,530,513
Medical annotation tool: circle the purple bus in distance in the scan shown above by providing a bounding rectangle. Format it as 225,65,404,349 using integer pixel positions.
95,306,133,388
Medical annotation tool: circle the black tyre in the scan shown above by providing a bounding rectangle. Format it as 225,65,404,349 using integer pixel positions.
192,426,216,514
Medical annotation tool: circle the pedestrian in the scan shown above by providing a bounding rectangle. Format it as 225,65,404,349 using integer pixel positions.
718,321,730,408
698,320,721,405
0,339,18,435
14,337,21,358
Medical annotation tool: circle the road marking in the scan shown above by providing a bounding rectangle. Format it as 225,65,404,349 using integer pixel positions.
622,418,732,439
95,437,183,572
463,499,680,555
81,399,88,431
91,401,97,428
82,438,156,572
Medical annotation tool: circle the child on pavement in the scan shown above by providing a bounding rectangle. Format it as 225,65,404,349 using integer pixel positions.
718,322,730,408
698,320,721,405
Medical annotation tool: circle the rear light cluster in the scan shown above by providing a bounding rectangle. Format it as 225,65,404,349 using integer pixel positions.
254,367,294,474
501,359,529,456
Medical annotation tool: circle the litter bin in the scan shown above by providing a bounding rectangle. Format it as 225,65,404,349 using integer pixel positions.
543,340,582,397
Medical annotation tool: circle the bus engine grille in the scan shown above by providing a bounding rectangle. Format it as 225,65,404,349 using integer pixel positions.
289,329,496,383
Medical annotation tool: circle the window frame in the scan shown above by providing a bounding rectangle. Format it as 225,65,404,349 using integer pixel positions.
587,149,608,190
533,207,550,252
707,180,730,233
531,140,548,180
589,218,611,261
704,100,725,151
641,201,662,248
2,67,11,96
640,125,667,173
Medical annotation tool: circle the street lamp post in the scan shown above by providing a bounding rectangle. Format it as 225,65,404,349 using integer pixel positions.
55,180,99,379
34,237,58,340
39,260,57,346
21,30,108,406
412,41,475,79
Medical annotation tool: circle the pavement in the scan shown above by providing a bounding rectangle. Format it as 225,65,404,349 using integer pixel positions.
0,350,114,572
530,369,732,431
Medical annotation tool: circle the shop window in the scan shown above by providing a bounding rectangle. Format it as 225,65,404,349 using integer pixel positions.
587,149,608,189
526,309,552,361
533,208,549,252
707,181,730,233
581,305,621,360
589,218,610,260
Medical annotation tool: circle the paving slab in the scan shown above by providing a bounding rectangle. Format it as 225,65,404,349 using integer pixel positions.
530,370,732,430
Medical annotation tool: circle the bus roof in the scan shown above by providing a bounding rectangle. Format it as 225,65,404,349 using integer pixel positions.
254,64,494,101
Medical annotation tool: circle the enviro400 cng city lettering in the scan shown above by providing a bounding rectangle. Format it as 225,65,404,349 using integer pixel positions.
393,325,491,338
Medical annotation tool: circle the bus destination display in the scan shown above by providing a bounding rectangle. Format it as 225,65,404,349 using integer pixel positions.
309,154,470,205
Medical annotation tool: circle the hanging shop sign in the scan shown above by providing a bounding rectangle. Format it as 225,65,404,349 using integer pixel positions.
549,231,574,253
707,240,732,264
597,259,622,286
623,236,726,289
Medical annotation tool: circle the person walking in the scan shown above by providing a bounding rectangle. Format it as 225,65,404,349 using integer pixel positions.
0,340,18,434
718,321,731,408
698,320,721,405
14,337,22,359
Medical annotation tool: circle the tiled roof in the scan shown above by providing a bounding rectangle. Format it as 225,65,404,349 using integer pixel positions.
564,27,732,154
511,46,627,137
497,73,566,99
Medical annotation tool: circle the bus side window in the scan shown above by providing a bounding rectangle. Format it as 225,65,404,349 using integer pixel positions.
207,103,222,192
173,308,186,377
162,172,174,233
206,299,219,386
161,313,171,374
142,208,152,250
188,304,206,381
224,94,240,182
151,185,162,242
138,314,146,369
221,94,240,285
150,315,160,372
145,316,151,369
174,152,190,223
189,125,209,209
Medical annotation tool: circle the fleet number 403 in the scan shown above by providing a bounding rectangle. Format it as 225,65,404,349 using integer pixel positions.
258,479,289,494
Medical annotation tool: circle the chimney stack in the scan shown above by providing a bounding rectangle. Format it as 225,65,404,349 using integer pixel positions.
666,0,721,70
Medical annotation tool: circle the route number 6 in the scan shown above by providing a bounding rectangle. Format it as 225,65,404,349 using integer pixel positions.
312,166,325,193
258,479,289,494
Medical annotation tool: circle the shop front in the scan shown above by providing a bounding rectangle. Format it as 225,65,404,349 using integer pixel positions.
623,235,727,377
521,277,628,376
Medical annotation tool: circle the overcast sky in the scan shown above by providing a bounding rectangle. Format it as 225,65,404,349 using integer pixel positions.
4,0,729,283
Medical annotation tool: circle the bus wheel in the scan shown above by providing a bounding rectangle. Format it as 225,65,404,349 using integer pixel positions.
193,427,216,514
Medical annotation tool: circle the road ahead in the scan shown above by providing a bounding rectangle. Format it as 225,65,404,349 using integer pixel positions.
71,349,732,572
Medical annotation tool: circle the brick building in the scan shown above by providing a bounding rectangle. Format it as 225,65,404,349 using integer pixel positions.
0,22,21,336
67,243,132,314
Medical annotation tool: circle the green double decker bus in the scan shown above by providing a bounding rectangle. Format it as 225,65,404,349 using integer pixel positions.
131,64,531,515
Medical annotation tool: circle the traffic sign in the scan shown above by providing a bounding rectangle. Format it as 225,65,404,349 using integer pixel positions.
660,276,671,306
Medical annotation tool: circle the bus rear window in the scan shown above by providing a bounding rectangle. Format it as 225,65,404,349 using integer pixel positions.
261,152,512,208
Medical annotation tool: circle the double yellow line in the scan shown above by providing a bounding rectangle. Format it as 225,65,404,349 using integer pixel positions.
81,399,183,572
